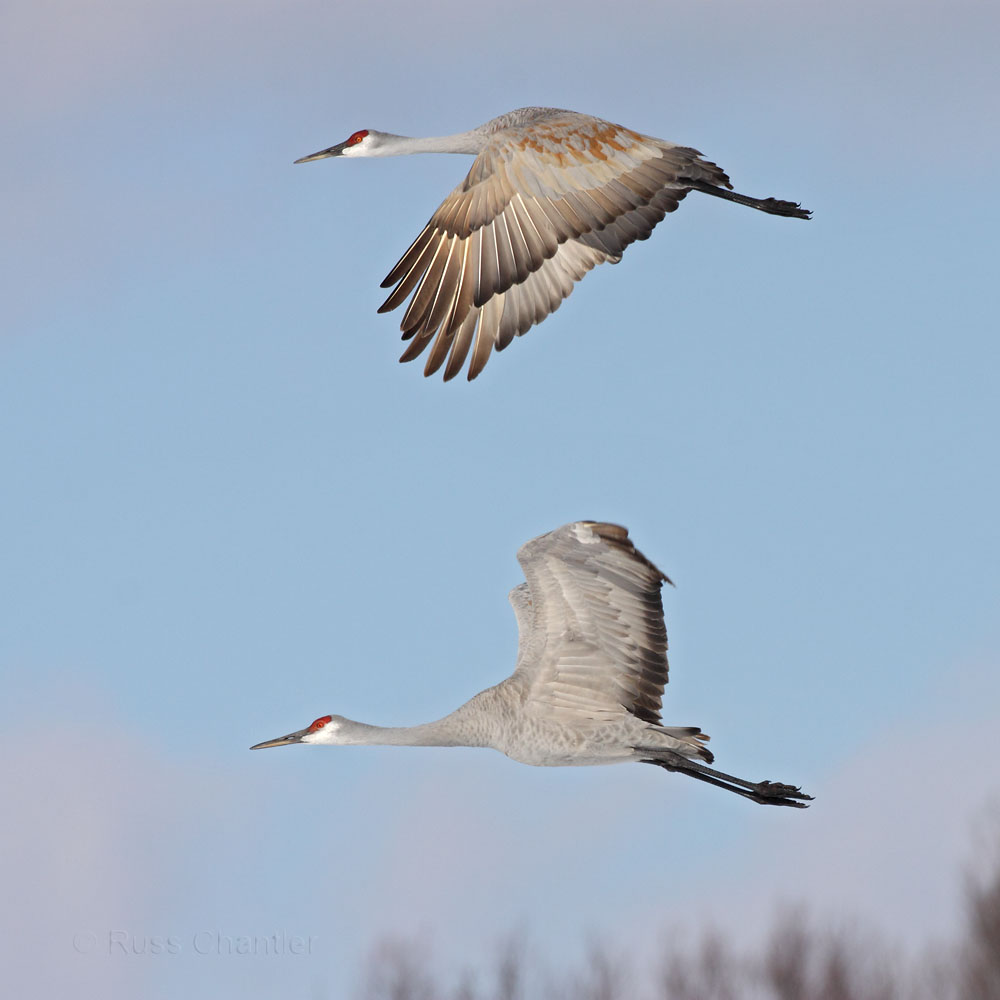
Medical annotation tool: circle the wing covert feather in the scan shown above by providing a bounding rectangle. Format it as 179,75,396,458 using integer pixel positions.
507,521,672,725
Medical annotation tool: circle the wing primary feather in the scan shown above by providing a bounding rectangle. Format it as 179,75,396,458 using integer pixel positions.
503,205,534,283
491,213,518,293
420,237,464,335
424,305,475,377
467,306,495,379
513,194,558,258
430,237,476,366
398,325,437,363
458,295,502,381
378,236,439,315
444,297,486,381
380,222,435,289
399,236,453,335
475,221,501,307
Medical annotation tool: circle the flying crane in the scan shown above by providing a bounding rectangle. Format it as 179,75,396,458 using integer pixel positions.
252,521,812,808
295,107,811,381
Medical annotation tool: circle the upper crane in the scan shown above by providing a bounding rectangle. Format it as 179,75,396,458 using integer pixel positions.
295,107,811,381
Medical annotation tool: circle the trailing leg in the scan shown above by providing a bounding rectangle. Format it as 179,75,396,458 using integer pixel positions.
640,750,813,808
685,178,812,220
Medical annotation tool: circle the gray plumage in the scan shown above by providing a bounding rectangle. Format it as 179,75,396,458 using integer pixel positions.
252,521,812,808
295,108,811,381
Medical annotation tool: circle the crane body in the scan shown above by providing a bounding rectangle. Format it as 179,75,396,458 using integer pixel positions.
252,521,812,808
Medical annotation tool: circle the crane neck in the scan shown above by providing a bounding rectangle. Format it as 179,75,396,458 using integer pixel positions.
372,130,486,156
333,709,489,748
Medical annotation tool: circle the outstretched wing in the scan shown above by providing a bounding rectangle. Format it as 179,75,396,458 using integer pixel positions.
378,113,731,381
506,521,672,725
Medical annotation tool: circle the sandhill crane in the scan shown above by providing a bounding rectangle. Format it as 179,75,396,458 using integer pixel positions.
252,521,812,807
295,107,811,382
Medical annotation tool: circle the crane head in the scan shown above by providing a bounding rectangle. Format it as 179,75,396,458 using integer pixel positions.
250,714,341,749
294,130,374,163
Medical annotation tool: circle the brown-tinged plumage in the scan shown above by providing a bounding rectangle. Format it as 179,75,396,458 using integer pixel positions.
295,108,811,381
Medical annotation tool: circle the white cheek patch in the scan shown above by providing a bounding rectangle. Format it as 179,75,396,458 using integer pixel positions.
302,721,336,743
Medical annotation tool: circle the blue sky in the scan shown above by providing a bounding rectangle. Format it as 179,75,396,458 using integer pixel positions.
3,0,999,995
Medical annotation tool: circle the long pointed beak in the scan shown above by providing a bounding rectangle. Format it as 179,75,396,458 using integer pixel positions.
250,726,310,750
294,142,348,164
